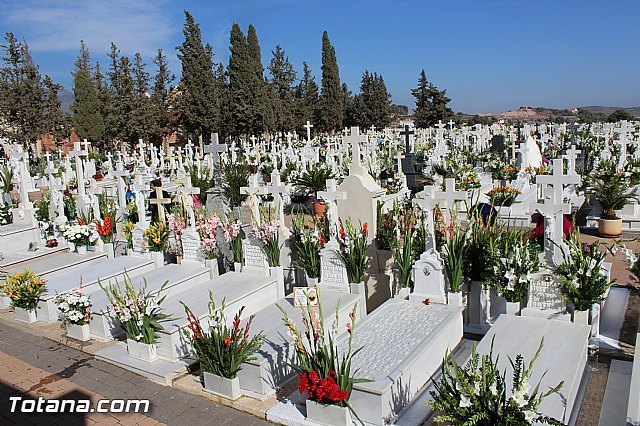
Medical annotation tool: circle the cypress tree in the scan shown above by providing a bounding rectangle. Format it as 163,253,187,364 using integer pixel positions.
427,81,453,125
268,44,296,133
150,49,175,143
318,31,343,132
293,61,318,132
228,23,252,136
176,10,219,139
247,25,271,134
72,40,104,143
42,75,66,144
412,69,430,128
131,52,154,142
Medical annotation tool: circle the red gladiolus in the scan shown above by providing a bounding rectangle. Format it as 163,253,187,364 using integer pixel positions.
223,337,232,347
362,222,368,235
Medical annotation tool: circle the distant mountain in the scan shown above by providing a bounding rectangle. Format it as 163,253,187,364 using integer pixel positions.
57,89,73,115
578,105,640,118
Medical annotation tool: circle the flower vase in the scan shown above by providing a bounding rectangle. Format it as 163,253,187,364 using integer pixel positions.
151,251,164,268
306,274,319,287
202,372,241,400
447,291,463,307
233,262,242,272
306,400,352,426
67,324,91,342
68,242,76,252
505,301,520,316
395,287,410,300
126,339,158,362
270,266,285,299
15,307,37,323
573,309,589,325
103,242,114,259
76,245,87,255
205,259,220,278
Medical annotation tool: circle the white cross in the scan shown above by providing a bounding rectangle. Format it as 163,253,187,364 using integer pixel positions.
434,178,468,220
304,120,314,143
241,174,266,225
535,158,580,205
69,143,88,196
413,185,439,252
265,169,290,232
149,186,172,224
563,145,581,176
343,126,368,176
80,139,91,152
203,133,227,170
531,188,570,267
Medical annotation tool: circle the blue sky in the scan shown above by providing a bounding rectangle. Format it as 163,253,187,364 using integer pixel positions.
1,0,638,113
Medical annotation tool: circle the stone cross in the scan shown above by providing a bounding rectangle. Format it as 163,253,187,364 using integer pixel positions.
265,169,290,231
240,174,266,225
413,186,438,253
400,124,414,153
535,158,580,206
112,167,129,215
435,178,468,219
149,186,172,224
80,139,91,152
318,178,347,244
563,145,581,176
344,126,368,176
69,142,88,197
132,178,150,227
304,120,314,143
203,133,227,171
531,188,570,267
177,185,200,229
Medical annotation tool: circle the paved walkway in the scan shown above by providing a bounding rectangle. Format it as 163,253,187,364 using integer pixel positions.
0,321,270,426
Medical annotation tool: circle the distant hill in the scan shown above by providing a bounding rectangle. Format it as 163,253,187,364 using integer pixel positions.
57,89,73,115
579,105,640,118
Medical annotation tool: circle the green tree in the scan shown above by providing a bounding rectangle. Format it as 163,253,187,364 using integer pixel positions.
42,75,67,144
411,69,453,128
293,61,319,132
268,44,296,133
353,70,392,129
0,33,56,147
607,109,636,122
228,23,253,136
150,49,175,143
176,10,219,139
130,52,155,143
318,31,343,132
72,40,104,143
247,25,271,134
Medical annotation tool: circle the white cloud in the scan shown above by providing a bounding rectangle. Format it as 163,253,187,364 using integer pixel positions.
1,0,174,57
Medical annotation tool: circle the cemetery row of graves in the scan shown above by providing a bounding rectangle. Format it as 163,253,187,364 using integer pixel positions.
0,119,639,425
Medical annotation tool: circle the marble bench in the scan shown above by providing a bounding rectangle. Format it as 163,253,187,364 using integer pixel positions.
88,264,211,341
344,299,463,425
155,271,280,362
36,256,156,323
237,290,361,398
476,315,589,424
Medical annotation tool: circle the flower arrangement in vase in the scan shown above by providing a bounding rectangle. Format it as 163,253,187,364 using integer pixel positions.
62,223,98,250
1,270,46,322
429,337,564,425
278,295,366,424
55,285,92,341
101,275,171,361
182,292,264,399
144,221,170,252
198,211,222,260
554,230,613,312
390,201,424,290
253,205,281,267
487,186,521,207
335,219,369,284
221,215,243,265
435,208,469,294
291,214,324,281
95,215,116,243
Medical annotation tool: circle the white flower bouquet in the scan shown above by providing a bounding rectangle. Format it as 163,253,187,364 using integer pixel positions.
55,288,92,326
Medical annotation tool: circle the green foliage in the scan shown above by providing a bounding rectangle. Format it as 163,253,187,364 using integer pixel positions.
268,44,297,132
429,337,564,425
101,276,171,344
189,165,214,203
144,221,170,252
72,40,105,142
318,31,344,132
555,230,613,311
375,203,394,250
351,70,392,130
588,163,638,219
35,190,50,222
293,165,335,198
411,69,453,128
291,214,322,279
182,292,265,379
607,109,636,122
335,220,369,283
220,157,249,207
0,166,13,194
176,11,220,139
294,62,319,132
390,201,424,288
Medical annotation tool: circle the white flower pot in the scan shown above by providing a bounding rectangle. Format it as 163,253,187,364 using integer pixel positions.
151,251,164,268
205,259,220,278
573,309,589,325
306,400,352,426
395,287,410,300
202,371,241,400
67,324,91,342
233,262,242,272
270,266,285,299
126,339,158,362
505,301,520,316
306,275,319,287
448,291,463,307
15,307,37,323
76,245,87,255
103,242,114,259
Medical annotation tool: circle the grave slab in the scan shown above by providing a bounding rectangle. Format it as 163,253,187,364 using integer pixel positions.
598,359,632,426
89,264,211,341
1,250,107,278
477,315,590,424
0,245,68,272
36,256,155,323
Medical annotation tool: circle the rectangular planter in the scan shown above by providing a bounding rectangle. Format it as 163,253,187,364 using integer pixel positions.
506,301,521,316
573,309,589,325
126,339,158,362
15,307,37,323
306,399,352,426
447,291,463,307
67,323,91,342
202,371,241,400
